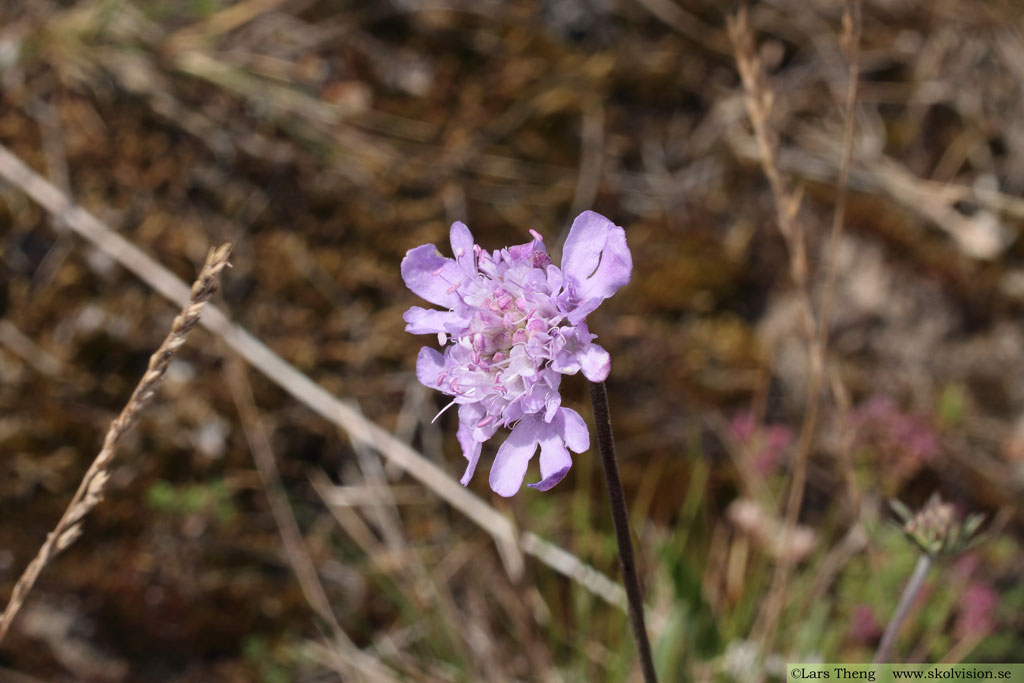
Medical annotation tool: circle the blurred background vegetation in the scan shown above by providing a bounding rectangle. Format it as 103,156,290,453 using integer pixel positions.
1,0,1023,680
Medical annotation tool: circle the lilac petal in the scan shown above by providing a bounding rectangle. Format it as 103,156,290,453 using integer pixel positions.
544,394,561,422
557,407,590,453
416,347,447,389
469,411,500,444
501,407,524,427
529,433,571,491
579,343,611,382
450,222,475,268
508,236,552,269
457,403,485,485
550,349,580,375
403,306,466,335
528,408,587,491
561,211,633,303
520,379,554,415
506,240,534,265
489,417,540,497
550,324,598,375
401,244,462,308
546,264,563,294
459,443,482,486
565,296,604,326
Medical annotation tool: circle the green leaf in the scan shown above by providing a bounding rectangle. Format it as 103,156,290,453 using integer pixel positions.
889,499,913,525
661,546,721,660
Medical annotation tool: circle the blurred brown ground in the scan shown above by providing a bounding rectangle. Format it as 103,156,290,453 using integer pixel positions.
0,1,1023,680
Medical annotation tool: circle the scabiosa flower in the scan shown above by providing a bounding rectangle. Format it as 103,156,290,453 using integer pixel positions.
401,211,632,496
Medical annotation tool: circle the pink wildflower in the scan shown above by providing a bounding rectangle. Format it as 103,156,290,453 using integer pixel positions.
955,582,998,640
847,604,883,646
402,211,632,496
728,410,793,476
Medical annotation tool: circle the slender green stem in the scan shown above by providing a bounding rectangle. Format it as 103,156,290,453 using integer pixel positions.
874,553,932,663
588,381,658,683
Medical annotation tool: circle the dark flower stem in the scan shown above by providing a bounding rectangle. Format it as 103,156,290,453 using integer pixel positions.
588,381,658,683
873,553,932,663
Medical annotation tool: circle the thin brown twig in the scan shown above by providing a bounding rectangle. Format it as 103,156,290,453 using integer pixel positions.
0,320,62,377
728,0,862,656
0,140,626,610
630,0,733,55
569,99,605,220
224,359,398,683
727,8,817,345
728,8,820,652
27,89,76,293
339,398,486,678
829,365,863,517
819,0,863,358
0,243,232,645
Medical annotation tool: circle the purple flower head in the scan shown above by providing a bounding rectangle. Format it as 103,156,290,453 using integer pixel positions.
401,211,632,496
728,410,793,476
846,604,882,646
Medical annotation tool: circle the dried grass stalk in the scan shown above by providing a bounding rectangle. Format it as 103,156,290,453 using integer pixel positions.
0,244,233,645
728,0,863,655
0,140,624,610
224,360,399,682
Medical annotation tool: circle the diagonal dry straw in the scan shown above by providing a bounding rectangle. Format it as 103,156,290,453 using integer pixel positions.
0,244,233,645
0,141,626,610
